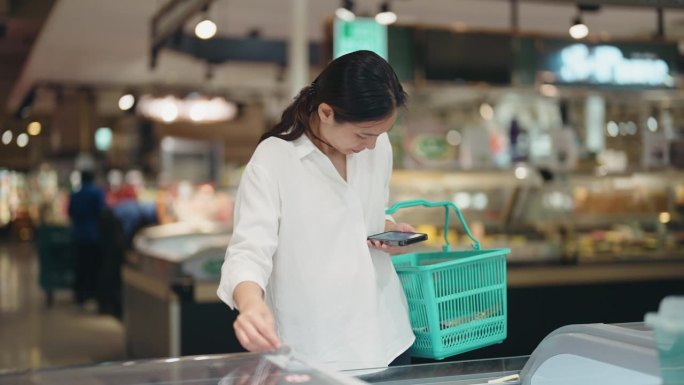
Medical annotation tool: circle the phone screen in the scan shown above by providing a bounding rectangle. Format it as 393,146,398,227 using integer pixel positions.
367,231,428,246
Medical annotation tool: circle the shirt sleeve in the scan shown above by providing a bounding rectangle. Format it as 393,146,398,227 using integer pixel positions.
217,162,280,310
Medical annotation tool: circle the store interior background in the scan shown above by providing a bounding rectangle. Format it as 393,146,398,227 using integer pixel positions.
1,0,684,373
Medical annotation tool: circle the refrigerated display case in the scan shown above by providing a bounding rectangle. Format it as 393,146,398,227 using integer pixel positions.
389,169,563,263
390,169,684,264
388,169,684,360
564,171,683,262
504,170,684,263
123,221,242,359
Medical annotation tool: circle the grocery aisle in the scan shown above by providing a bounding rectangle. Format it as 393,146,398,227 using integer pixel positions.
0,241,126,372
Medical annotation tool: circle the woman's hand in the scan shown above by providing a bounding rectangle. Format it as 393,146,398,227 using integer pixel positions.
233,282,281,353
367,222,417,255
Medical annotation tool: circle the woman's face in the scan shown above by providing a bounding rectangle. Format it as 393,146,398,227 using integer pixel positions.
317,104,397,155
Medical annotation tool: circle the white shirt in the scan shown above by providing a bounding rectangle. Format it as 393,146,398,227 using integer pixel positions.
217,133,414,370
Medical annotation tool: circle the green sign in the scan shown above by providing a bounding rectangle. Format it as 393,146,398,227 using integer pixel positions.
334,18,387,60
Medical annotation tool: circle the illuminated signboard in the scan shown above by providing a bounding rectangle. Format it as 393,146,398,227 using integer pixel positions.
545,43,676,88
557,44,673,86
333,18,388,60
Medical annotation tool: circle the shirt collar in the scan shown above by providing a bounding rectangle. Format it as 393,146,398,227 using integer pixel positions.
293,134,317,159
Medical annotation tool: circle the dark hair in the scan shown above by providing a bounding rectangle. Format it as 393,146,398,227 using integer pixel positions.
260,50,407,143
81,170,95,184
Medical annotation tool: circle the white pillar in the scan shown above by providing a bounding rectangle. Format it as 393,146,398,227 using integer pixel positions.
289,0,309,98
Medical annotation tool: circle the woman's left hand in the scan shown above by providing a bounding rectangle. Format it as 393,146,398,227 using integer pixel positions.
367,222,417,255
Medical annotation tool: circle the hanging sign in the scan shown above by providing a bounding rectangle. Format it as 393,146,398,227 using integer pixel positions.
536,39,678,88
556,44,674,87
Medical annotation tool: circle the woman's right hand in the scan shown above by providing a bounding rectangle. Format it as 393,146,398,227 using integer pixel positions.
233,282,281,352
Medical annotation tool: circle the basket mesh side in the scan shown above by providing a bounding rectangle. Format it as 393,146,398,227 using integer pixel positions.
398,271,429,332
397,252,508,359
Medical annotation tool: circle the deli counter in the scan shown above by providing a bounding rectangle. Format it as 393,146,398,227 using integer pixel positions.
389,169,684,360
389,169,684,264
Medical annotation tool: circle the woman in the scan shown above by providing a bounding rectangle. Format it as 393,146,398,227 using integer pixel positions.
217,50,415,370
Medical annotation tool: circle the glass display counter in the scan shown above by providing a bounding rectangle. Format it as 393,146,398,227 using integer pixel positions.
0,324,662,385
0,352,520,385
564,171,683,263
390,169,684,264
124,221,242,359
389,169,684,360
390,169,561,263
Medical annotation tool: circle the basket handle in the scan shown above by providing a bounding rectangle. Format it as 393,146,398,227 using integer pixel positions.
385,199,481,252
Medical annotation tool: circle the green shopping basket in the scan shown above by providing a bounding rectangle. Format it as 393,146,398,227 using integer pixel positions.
388,199,509,360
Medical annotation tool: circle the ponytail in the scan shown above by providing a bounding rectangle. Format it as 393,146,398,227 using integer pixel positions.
260,84,317,143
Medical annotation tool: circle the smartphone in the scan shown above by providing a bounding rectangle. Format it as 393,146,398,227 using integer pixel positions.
367,231,428,247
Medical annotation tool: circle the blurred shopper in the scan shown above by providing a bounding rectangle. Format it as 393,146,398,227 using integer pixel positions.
111,199,157,249
105,169,157,249
97,207,125,317
217,50,416,370
67,170,105,306
105,169,137,207
101,169,144,316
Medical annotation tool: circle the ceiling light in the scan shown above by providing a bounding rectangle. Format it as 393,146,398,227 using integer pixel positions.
137,95,238,124
189,103,207,122
625,121,637,135
606,121,619,137
569,16,588,39
335,0,355,22
375,2,397,25
118,93,136,111
27,121,41,136
159,97,179,122
195,19,217,40
569,3,600,40
16,133,28,148
1,130,12,145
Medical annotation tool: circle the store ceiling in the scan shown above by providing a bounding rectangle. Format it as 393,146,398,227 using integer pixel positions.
5,0,684,115
0,0,54,113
